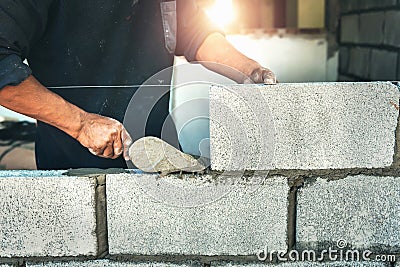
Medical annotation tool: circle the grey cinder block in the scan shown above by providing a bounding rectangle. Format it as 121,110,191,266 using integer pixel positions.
210,82,400,171
106,173,288,256
0,173,98,257
297,175,400,253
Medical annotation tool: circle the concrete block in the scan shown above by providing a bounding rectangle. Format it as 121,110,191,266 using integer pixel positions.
340,15,359,43
370,49,398,81
211,262,388,267
0,173,98,257
107,173,288,255
27,260,201,267
359,12,385,45
297,175,400,253
210,82,400,171
384,11,400,47
348,47,370,78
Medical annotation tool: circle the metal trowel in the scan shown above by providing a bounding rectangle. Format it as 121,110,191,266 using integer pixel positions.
129,136,208,176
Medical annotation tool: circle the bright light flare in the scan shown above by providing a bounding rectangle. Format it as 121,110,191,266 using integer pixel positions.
205,0,235,29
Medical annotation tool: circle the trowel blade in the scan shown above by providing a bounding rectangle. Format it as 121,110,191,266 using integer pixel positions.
129,136,207,175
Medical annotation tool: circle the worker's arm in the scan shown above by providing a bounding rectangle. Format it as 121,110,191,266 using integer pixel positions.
174,0,275,83
0,75,132,160
0,0,131,160
196,33,276,84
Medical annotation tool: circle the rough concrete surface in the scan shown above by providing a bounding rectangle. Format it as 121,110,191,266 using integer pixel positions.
27,260,201,267
0,175,98,257
106,173,288,256
211,261,388,267
210,82,400,171
297,175,400,252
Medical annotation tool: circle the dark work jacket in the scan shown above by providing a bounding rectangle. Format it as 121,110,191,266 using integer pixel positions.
0,0,219,169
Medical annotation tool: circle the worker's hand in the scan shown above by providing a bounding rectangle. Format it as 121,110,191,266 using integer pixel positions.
245,66,277,84
75,113,132,160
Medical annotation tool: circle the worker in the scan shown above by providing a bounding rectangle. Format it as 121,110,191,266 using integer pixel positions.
0,0,276,170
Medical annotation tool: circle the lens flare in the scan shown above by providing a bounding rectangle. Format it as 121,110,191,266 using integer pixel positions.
205,0,235,29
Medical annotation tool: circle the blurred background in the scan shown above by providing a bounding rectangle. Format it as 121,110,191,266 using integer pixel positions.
1,0,399,169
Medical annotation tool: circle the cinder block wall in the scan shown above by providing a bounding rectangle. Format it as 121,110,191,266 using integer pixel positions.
1,83,400,266
338,0,400,81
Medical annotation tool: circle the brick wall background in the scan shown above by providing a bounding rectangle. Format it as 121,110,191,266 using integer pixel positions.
338,0,400,81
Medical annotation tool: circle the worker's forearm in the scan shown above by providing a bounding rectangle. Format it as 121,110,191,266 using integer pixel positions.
0,75,132,159
0,75,85,138
195,33,276,84
196,33,259,78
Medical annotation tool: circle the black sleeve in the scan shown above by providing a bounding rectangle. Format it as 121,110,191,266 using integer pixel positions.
175,0,224,62
0,0,53,88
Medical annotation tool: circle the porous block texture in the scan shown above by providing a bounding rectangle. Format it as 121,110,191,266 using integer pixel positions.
107,173,288,256
0,172,98,257
297,175,400,253
210,82,400,171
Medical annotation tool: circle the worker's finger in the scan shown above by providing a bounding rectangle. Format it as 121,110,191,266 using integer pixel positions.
88,147,105,157
122,128,133,161
113,128,123,158
261,69,277,84
88,148,98,156
102,143,115,159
